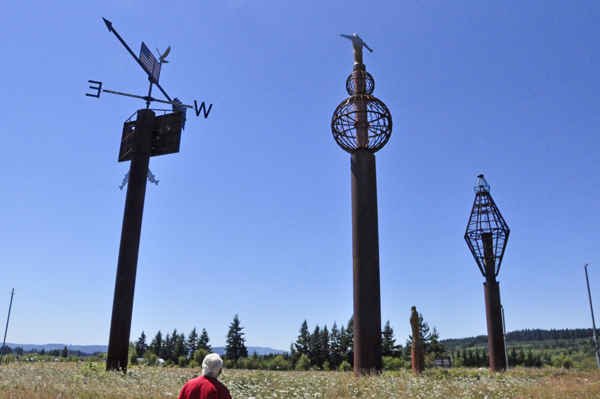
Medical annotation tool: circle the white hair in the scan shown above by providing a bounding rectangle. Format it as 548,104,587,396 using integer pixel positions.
201,353,223,378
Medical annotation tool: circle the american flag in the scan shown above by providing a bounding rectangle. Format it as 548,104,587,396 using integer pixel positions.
139,42,161,83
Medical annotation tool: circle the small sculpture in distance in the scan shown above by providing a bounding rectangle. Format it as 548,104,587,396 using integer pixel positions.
410,306,425,374
410,306,421,342
340,33,373,65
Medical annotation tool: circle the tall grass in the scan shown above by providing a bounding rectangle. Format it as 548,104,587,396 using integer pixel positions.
1,362,599,398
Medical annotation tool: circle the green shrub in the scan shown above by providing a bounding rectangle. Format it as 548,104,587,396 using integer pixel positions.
178,356,189,368
295,354,311,371
129,350,138,366
322,361,330,371
239,357,259,370
193,349,209,366
146,353,158,366
563,357,574,369
188,360,199,368
383,356,404,371
269,355,291,371
338,360,352,372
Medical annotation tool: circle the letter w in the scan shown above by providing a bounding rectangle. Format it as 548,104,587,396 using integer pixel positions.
194,101,213,118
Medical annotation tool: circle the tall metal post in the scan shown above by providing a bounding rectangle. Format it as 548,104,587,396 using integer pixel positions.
351,148,382,373
106,109,154,371
501,305,509,369
332,37,392,374
0,289,15,364
482,233,507,371
584,263,600,370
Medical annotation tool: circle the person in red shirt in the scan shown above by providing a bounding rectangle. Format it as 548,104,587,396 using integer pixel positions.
178,353,233,399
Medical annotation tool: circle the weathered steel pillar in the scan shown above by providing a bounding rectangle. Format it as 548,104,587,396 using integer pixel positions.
411,342,425,374
482,233,507,371
106,109,154,371
351,148,382,374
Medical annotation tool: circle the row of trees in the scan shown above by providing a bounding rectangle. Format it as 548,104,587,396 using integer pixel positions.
132,314,249,367
0,345,85,358
290,313,448,371
442,328,597,348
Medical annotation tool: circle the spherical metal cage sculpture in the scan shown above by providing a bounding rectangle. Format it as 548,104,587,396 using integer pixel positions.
346,69,375,95
332,94,392,153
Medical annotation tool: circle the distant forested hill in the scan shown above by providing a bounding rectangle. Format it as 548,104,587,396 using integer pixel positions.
441,328,595,349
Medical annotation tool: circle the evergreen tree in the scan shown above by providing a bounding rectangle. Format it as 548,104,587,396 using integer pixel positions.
199,328,212,352
329,321,342,368
309,325,322,366
516,348,525,366
225,314,248,363
292,320,310,362
428,326,447,355
382,320,399,357
509,347,517,367
173,332,187,362
0,345,12,356
61,346,68,358
161,333,173,360
135,331,148,357
320,325,330,367
340,316,354,366
187,328,199,358
149,331,163,357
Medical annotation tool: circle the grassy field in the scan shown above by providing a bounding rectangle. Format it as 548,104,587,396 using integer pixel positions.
1,363,599,398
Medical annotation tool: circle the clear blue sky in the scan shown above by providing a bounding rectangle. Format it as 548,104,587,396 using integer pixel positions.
1,1,600,352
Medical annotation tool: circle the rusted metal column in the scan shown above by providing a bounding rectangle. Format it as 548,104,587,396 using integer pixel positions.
411,342,425,374
106,109,154,371
482,233,507,372
351,148,383,374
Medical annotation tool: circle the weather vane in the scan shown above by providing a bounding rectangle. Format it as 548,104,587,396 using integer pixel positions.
86,18,212,119
87,17,215,372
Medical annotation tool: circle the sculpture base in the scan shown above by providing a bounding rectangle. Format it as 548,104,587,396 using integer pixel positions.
353,63,366,70
411,341,425,374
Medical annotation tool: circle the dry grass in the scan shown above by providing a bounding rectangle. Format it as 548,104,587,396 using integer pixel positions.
1,362,599,398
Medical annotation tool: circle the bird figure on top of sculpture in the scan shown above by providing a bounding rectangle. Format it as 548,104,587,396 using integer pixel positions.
156,46,171,64
340,33,373,65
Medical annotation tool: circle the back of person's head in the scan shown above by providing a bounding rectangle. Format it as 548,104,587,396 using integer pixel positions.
202,353,223,378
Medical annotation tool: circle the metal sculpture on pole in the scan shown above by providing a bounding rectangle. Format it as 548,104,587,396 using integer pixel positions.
332,34,392,375
87,18,212,372
464,175,510,372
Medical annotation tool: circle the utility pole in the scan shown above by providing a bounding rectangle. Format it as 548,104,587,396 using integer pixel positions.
584,263,600,370
1,289,15,365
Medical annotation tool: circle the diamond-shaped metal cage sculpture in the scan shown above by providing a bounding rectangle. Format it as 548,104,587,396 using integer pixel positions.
331,95,392,154
464,175,510,277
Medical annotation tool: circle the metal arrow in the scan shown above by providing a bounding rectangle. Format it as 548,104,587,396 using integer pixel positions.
102,88,193,109
102,17,172,103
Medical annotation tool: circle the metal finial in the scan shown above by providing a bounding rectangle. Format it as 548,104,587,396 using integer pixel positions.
475,174,490,193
